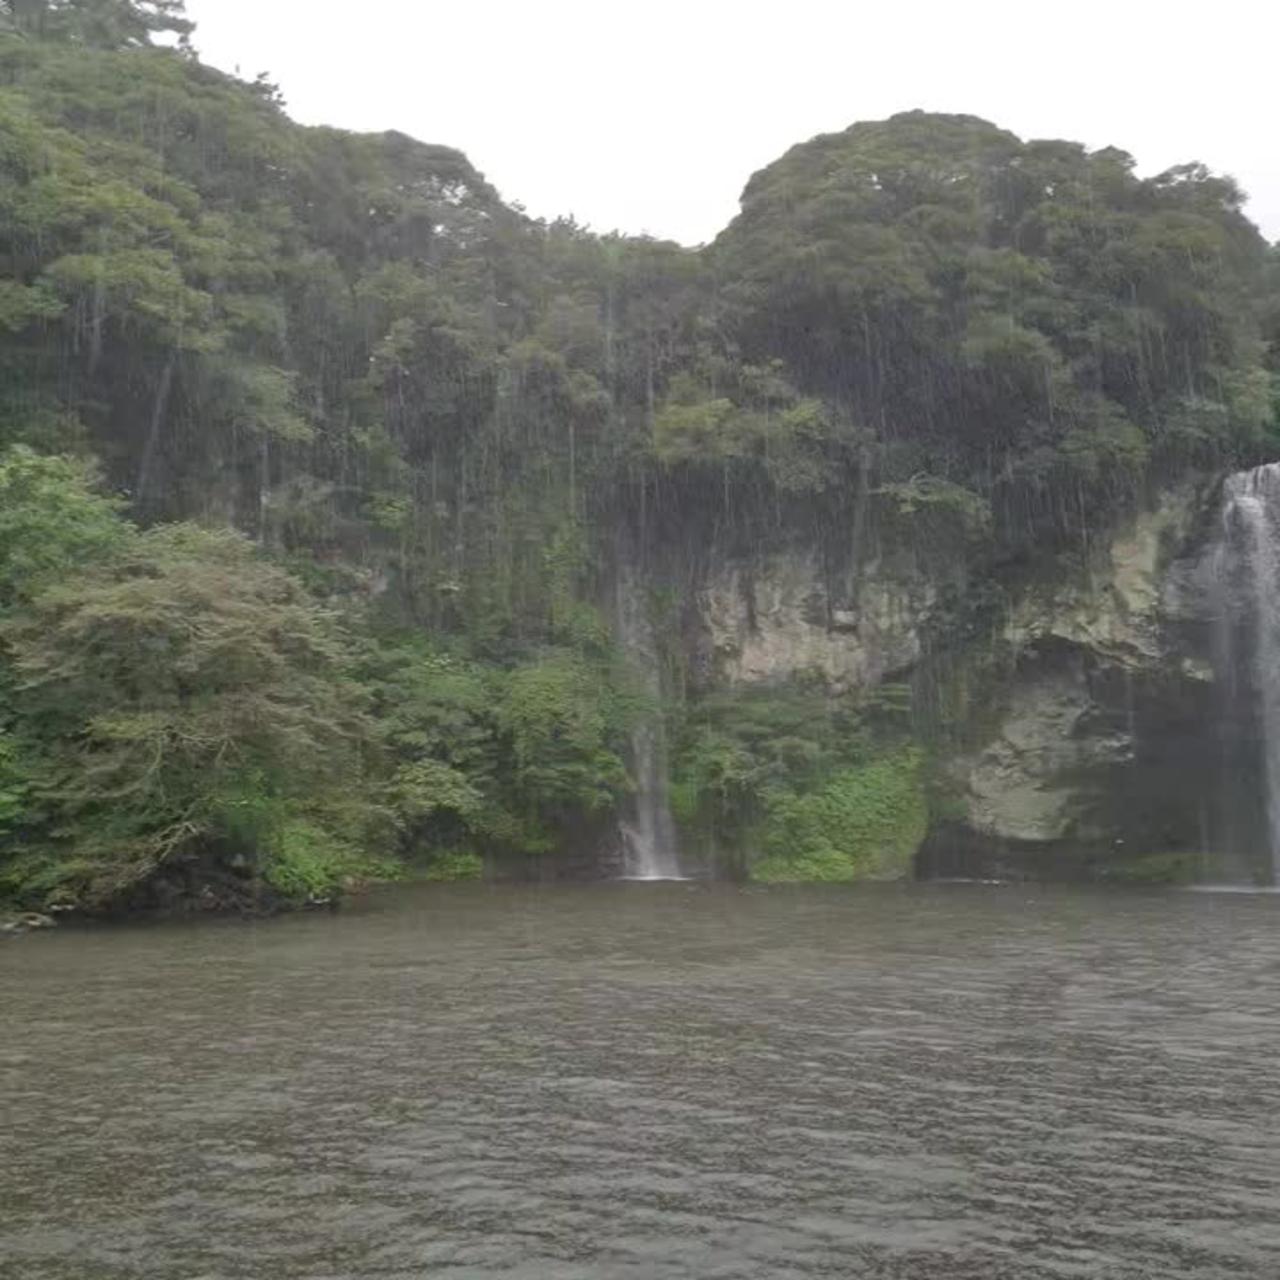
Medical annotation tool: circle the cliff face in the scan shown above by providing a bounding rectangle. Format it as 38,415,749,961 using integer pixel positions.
956,485,1216,848
683,479,1227,880
694,549,936,694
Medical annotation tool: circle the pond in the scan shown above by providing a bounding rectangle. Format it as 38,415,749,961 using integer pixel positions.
3,882,1278,1277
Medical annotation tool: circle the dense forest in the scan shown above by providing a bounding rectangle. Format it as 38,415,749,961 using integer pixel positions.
1,0,1277,913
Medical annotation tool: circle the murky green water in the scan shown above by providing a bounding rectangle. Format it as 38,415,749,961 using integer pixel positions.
2,883,1279,1278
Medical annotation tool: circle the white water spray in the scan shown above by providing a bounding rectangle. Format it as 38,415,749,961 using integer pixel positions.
1217,463,1280,884
614,561,682,881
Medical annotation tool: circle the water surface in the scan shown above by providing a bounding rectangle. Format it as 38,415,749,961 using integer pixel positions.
3,883,1279,1278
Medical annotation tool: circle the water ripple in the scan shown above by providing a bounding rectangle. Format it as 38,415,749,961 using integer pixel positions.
2,882,1278,1277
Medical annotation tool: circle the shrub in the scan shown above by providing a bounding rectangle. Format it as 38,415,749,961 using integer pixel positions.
753,748,928,882
419,850,485,882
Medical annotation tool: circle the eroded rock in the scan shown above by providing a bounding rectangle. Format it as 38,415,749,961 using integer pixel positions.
697,550,935,692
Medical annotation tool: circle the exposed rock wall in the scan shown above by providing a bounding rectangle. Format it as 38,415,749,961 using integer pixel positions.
960,659,1133,844
688,479,1225,877
952,483,1218,854
694,549,936,693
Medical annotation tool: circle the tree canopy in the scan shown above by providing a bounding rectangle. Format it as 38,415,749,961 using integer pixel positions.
2,0,191,46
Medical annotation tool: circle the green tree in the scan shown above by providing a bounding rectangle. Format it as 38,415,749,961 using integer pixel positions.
500,651,631,831
754,748,928,882
712,111,1271,550
0,446,128,609
2,522,373,909
2,0,191,46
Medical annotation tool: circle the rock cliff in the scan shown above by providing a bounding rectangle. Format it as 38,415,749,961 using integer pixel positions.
687,480,1226,879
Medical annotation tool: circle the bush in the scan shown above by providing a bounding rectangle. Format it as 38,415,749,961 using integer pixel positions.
752,748,928,882
2,519,375,909
263,820,359,899
499,651,631,814
418,850,485,882
671,681,883,848
0,729,26,832
0,447,129,611
262,818,399,900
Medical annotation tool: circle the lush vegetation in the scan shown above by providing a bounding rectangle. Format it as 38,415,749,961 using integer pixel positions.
0,0,1277,909
755,751,928,883
670,680,927,881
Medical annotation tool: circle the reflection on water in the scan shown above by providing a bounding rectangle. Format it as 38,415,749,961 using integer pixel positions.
2,883,1279,1278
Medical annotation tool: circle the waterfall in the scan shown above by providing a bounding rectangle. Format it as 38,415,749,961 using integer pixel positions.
613,561,682,881
1215,463,1280,884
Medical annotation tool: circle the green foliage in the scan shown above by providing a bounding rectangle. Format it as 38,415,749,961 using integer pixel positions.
672,679,926,882
365,639,518,853
753,748,929,882
0,19,1276,909
262,818,397,901
363,634,636,862
0,446,128,609
670,679,928,884
2,30,1268,598
2,1,192,48
673,683,870,836
1,518,372,908
499,651,631,816
392,757,488,825
417,849,484,882
875,475,992,545
650,364,850,495
0,726,27,830
714,111,1272,549
544,522,610,651
653,389,740,463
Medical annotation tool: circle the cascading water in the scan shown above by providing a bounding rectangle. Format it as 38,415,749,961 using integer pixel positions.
613,560,682,881
1214,463,1280,885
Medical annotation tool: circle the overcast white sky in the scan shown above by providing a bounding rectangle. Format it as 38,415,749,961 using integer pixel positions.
185,0,1280,245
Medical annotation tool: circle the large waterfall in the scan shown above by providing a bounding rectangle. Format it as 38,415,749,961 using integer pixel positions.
1215,463,1280,884
613,562,682,881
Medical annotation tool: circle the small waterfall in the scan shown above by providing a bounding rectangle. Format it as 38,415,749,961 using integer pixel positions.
1215,463,1280,884
614,561,682,881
